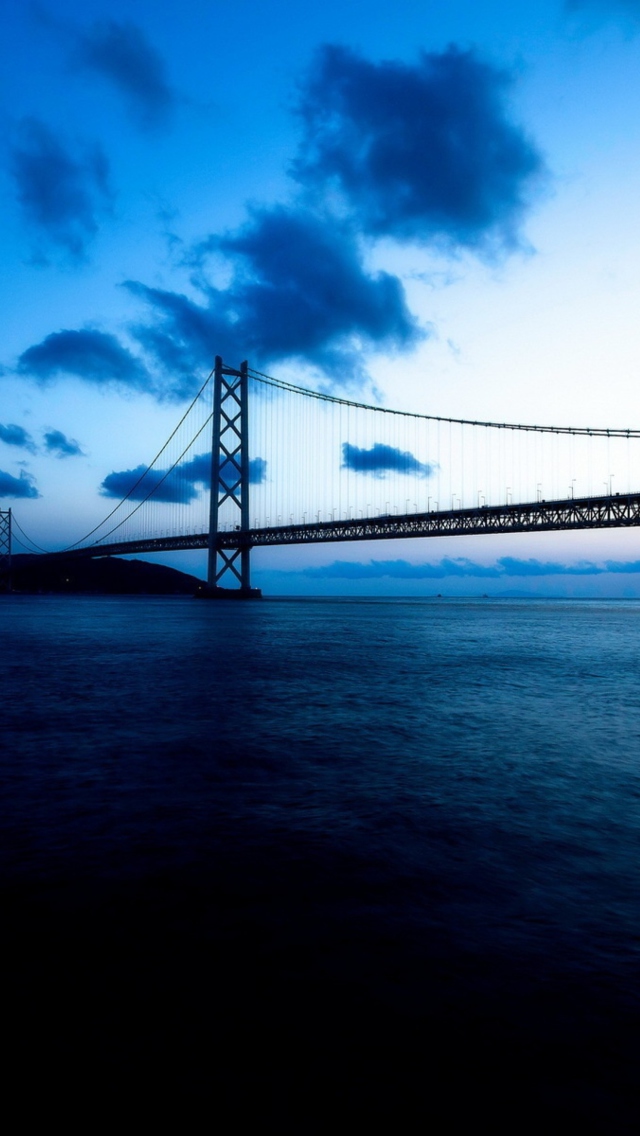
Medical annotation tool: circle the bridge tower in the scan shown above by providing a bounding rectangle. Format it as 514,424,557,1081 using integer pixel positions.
203,356,261,598
0,508,11,593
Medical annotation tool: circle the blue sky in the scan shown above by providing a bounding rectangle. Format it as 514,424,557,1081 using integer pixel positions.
4,0,640,594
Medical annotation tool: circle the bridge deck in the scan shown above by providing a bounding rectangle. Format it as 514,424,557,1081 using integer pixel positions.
40,491,640,560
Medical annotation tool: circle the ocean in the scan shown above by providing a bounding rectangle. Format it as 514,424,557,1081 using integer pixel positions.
2,595,639,1125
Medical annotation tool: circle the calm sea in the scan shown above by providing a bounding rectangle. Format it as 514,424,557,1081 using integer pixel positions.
2,595,639,1125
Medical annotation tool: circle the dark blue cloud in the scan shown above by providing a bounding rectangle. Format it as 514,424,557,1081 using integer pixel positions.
9,118,112,259
292,44,544,251
73,20,175,130
605,560,640,572
179,453,267,491
129,205,422,384
496,557,603,577
303,558,501,580
100,452,267,503
218,208,420,367
247,458,267,486
302,557,619,580
17,329,153,393
565,0,640,20
342,442,434,478
43,429,84,458
101,464,191,504
0,424,36,452
125,281,226,392
0,470,40,499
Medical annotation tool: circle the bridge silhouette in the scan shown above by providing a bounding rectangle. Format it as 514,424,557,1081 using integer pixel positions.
5,356,640,596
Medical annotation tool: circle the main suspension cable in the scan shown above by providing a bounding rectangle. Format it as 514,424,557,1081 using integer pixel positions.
89,413,213,548
248,367,640,438
62,366,215,550
11,513,54,554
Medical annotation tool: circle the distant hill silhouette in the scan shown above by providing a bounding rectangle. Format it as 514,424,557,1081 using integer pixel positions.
9,554,205,595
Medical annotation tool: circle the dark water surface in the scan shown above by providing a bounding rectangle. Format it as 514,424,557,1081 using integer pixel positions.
2,596,639,1124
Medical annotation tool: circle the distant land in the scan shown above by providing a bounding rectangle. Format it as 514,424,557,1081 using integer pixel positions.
8,554,205,595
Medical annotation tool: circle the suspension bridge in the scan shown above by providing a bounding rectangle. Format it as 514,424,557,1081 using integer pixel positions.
4,355,640,596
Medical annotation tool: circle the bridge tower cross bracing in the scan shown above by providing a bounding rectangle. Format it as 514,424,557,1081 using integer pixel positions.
0,508,11,593
205,356,261,597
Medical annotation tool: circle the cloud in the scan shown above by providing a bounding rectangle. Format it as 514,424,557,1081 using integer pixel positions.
246,458,267,486
342,442,434,478
600,560,640,573
100,452,267,503
180,452,268,490
302,557,619,580
292,44,544,251
125,281,226,391
0,424,36,453
43,429,84,458
9,118,112,259
496,556,602,577
565,0,640,21
0,470,40,499
100,463,192,504
73,19,175,130
17,329,154,393
303,558,501,580
130,205,422,384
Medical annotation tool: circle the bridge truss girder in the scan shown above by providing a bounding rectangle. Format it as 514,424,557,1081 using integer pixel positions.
235,493,640,547
39,491,640,563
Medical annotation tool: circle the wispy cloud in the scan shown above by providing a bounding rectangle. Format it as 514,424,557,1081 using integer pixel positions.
129,206,422,385
565,0,640,23
304,558,501,580
342,442,434,478
301,556,640,580
9,118,112,260
43,429,84,458
0,470,40,499
17,329,154,394
72,19,176,130
0,424,36,453
100,453,267,503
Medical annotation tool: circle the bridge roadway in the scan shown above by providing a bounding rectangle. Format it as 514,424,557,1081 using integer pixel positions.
43,491,640,560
